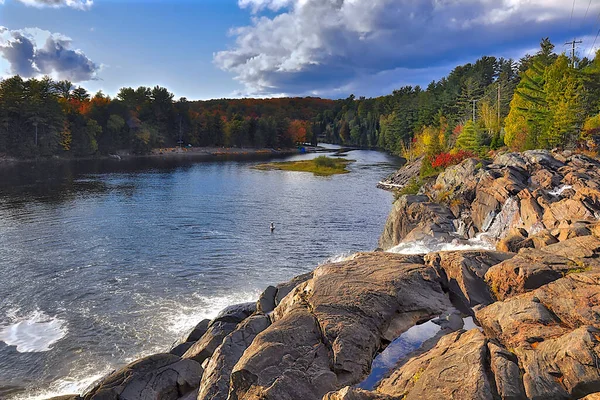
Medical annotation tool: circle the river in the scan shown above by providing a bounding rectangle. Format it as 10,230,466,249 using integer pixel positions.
0,146,401,399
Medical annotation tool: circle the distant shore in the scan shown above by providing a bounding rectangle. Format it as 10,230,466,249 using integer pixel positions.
0,146,324,166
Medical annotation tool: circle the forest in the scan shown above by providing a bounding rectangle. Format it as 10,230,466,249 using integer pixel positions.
1,38,599,163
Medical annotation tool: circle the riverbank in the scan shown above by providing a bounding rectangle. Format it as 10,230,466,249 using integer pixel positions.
0,147,304,166
45,149,600,400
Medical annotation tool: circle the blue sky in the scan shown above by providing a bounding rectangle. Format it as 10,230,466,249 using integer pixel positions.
1,0,600,100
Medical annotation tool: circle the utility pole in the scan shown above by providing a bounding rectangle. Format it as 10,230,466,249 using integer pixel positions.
565,38,583,67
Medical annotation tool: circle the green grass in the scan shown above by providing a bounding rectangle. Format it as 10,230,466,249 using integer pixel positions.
254,156,353,176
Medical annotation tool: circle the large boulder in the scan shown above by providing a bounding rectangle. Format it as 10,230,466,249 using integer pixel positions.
198,315,271,400
83,354,202,400
183,303,256,364
229,253,453,400
228,309,337,400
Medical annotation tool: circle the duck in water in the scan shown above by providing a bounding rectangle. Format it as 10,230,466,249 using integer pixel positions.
270,222,275,233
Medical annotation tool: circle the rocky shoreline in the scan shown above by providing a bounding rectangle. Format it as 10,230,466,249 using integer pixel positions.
50,150,600,400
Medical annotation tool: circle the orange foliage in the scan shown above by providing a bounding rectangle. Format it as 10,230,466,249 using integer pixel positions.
288,120,308,143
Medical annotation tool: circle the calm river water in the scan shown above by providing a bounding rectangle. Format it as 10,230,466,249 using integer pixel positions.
0,146,401,399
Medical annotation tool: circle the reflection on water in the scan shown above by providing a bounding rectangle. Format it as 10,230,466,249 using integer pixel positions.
0,147,401,399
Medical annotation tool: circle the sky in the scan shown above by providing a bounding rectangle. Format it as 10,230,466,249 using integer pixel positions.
1,0,600,100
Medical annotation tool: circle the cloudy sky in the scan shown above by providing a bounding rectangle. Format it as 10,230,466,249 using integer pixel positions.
1,0,600,99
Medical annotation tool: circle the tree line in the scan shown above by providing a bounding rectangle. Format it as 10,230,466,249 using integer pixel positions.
0,78,333,158
1,38,599,161
316,38,600,167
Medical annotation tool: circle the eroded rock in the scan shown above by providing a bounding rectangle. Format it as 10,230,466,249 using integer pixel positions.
375,329,495,400
83,354,202,400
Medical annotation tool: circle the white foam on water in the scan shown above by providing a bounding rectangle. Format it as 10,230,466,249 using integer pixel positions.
0,310,67,353
549,185,573,197
320,252,357,264
11,366,111,400
167,291,259,336
387,237,493,255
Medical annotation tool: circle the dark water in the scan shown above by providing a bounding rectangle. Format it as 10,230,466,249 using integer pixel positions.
0,147,401,399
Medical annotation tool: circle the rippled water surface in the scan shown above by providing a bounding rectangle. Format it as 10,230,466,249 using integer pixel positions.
0,147,401,399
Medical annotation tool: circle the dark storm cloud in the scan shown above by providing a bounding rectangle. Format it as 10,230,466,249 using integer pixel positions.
216,0,600,96
0,28,100,82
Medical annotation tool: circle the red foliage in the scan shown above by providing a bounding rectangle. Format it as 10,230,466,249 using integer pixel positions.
431,150,475,169
453,124,463,136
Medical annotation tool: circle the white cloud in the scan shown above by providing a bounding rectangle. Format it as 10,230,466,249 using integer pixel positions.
215,0,600,96
0,27,100,82
14,0,93,10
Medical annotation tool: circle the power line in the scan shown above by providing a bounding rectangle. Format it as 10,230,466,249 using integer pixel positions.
584,0,593,21
588,11,600,58
569,0,577,30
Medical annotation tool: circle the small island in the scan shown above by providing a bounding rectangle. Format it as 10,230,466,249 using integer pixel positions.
253,156,353,176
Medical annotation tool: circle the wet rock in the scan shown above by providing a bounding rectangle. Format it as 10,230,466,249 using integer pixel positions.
522,150,565,170
256,286,277,314
471,168,527,231
488,341,527,400
83,354,202,400
379,195,456,249
46,396,81,400
198,315,270,400
170,341,195,357
228,309,337,400
375,330,495,400
485,248,578,301
185,319,210,343
213,302,256,324
424,250,514,309
182,321,239,364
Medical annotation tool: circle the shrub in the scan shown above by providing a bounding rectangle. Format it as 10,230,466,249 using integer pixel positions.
431,150,475,169
313,156,337,168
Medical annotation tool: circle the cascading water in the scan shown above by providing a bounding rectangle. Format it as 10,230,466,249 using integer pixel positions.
478,197,521,243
